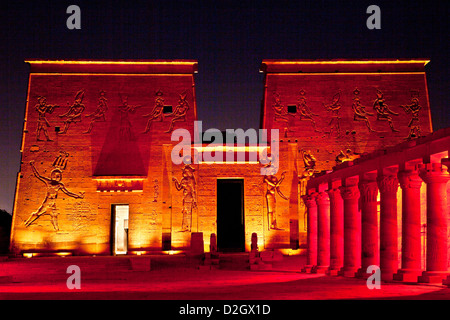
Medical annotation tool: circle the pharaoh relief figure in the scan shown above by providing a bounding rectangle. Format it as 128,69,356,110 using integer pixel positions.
297,89,320,132
352,88,377,133
83,90,108,134
263,166,288,230
24,156,84,231
373,89,400,132
165,90,190,133
59,89,86,134
118,93,142,141
172,164,197,232
142,90,165,134
323,91,342,137
272,92,293,134
401,91,422,140
35,96,60,141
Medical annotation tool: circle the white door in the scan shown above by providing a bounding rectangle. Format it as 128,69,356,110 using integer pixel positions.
114,205,129,255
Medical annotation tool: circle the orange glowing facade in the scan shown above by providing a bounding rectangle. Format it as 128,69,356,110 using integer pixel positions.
10,59,434,257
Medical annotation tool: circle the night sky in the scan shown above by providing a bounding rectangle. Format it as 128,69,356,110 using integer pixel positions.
0,0,448,213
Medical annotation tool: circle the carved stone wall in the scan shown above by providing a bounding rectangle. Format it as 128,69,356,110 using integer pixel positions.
10,61,198,255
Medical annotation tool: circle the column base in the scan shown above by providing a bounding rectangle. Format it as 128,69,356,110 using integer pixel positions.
355,267,371,279
393,269,423,283
380,271,396,282
302,265,317,273
442,275,450,287
418,271,449,284
327,267,342,276
314,266,330,274
339,267,358,278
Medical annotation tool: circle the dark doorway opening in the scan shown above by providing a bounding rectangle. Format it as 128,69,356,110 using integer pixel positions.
217,179,245,252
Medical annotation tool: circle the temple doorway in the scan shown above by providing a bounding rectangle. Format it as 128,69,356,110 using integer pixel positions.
217,179,245,252
111,204,129,255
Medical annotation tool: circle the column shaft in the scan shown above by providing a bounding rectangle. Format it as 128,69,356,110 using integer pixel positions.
316,191,330,273
327,188,344,275
418,163,450,283
377,174,399,281
394,169,423,282
359,180,379,276
339,184,360,277
302,192,318,273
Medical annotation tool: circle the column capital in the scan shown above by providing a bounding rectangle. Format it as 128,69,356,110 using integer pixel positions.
316,191,330,205
302,192,318,208
377,174,399,194
326,188,342,201
398,170,422,189
358,180,378,203
339,184,360,200
418,163,450,184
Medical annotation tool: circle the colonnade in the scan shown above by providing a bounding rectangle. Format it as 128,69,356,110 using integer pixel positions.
302,137,450,284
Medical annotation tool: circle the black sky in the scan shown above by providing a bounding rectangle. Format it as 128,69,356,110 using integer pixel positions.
0,0,448,212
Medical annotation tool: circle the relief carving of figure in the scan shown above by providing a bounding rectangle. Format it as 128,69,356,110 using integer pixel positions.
35,96,60,141
352,88,377,132
24,160,84,231
401,92,422,140
335,148,359,164
297,89,320,132
172,164,197,232
142,90,164,133
118,94,142,141
272,92,293,127
59,90,86,134
373,89,400,132
323,91,342,137
264,167,288,230
83,90,108,134
165,91,190,133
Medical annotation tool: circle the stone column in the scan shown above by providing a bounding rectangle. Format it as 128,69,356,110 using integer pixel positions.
393,168,423,282
316,191,330,273
302,192,318,273
377,173,399,281
418,162,450,283
358,178,379,277
327,187,344,275
339,183,361,277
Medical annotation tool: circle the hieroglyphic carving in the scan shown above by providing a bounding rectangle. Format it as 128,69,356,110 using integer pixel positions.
66,201,92,231
373,89,399,132
153,179,159,202
35,96,60,141
24,159,84,231
142,90,164,133
118,94,142,141
297,89,320,132
172,164,197,232
58,90,86,134
352,88,376,133
165,90,190,133
323,91,342,137
401,90,422,140
83,90,108,134
263,167,288,230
